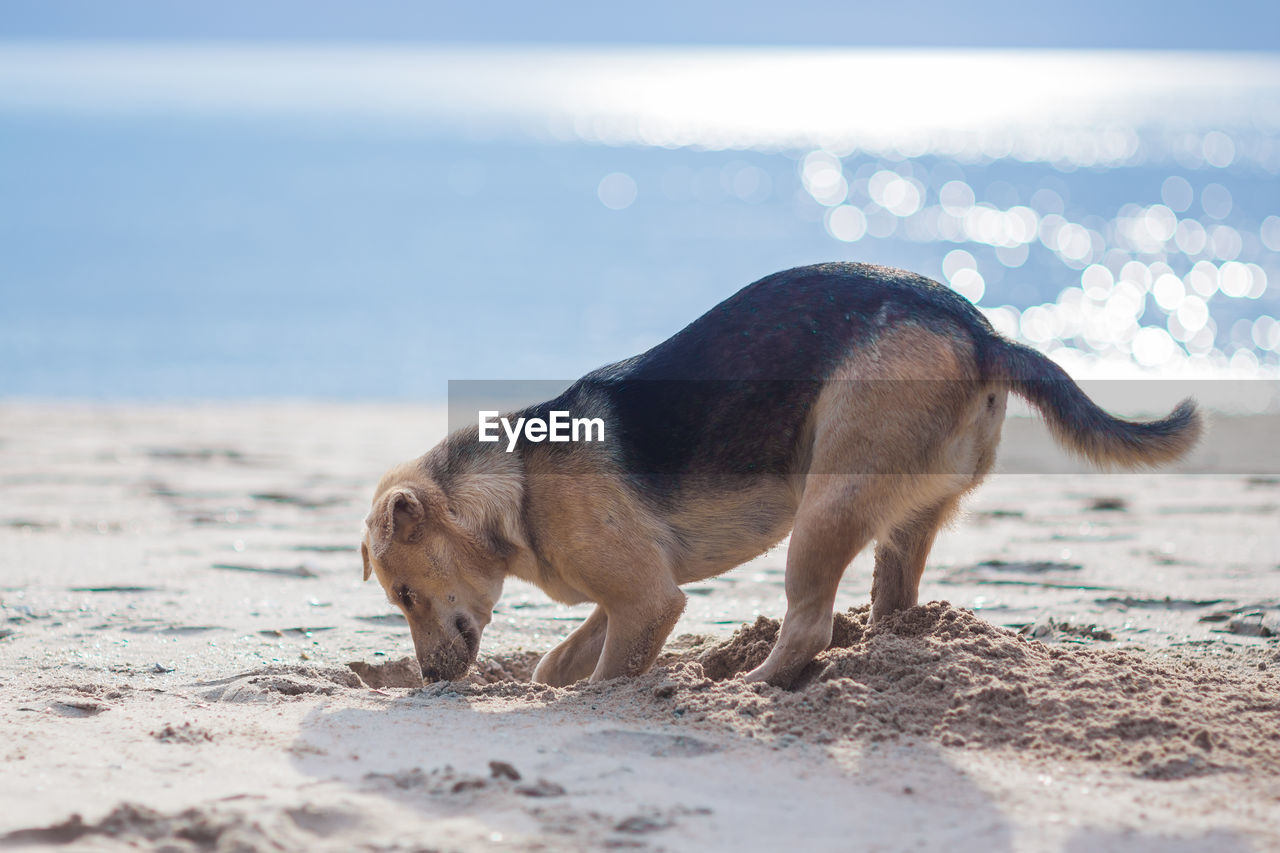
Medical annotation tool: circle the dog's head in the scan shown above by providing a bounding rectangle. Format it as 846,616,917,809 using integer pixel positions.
361,460,517,683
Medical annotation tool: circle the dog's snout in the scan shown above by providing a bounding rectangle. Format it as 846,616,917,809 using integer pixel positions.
412,613,481,684
455,613,480,658
418,654,470,683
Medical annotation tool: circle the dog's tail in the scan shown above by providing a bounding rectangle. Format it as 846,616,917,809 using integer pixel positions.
988,337,1203,469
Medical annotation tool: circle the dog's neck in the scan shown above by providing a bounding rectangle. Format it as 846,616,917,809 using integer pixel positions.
428,429,530,559
429,427,588,602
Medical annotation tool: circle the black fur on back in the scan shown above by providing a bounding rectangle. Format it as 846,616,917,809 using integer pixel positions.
522,263,998,483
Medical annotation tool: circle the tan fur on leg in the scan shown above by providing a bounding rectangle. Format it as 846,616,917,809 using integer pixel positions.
743,477,877,688
870,497,956,622
532,605,608,686
591,586,686,682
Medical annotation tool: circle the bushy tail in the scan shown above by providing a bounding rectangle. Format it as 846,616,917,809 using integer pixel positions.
991,338,1203,469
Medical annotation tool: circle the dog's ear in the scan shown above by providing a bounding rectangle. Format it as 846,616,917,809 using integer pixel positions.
361,541,373,582
368,486,427,559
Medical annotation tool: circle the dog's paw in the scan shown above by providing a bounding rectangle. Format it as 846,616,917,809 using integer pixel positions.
741,662,788,688
742,657,826,690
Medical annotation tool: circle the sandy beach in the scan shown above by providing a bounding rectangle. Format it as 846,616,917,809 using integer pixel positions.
1,402,1278,852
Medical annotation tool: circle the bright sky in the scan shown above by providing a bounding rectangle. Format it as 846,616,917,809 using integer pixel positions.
4,45,1276,158
1,0,1277,51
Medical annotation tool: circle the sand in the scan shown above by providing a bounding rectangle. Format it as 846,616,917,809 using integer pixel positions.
1,403,1279,851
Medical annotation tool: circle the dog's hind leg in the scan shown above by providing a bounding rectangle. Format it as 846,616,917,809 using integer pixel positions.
744,476,878,689
870,384,1003,621
870,496,957,622
532,605,608,687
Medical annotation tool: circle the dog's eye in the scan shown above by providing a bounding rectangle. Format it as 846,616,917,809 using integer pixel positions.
396,586,415,610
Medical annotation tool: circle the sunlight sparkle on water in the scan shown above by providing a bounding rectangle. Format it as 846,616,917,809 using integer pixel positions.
791,141,1278,377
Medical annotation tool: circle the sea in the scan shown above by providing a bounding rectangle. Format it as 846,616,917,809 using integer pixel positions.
1,44,1278,399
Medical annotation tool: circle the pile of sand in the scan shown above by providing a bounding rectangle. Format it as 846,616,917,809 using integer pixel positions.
346,651,542,689
442,603,1280,781
194,603,1280,783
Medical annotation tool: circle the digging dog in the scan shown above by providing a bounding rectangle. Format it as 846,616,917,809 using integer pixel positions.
361,262,1201,688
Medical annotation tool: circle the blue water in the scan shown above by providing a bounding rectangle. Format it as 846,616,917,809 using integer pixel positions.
0,118,834,396
2,78,1278,398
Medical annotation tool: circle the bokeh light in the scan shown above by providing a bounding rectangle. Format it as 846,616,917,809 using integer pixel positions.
597,172,638,210
791,132,1278,377
825,205,867,242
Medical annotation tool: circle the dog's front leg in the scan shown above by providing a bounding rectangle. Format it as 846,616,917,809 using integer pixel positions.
589,585,686,682
532,605,608,686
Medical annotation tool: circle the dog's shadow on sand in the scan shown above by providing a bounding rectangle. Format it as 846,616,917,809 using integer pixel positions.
282,685,1261,852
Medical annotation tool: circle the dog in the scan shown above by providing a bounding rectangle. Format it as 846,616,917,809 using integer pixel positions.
361,262,1201,688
